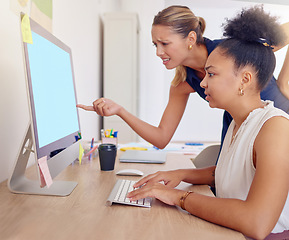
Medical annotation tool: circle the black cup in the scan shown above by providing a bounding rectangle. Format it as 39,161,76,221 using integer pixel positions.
98,144,117,171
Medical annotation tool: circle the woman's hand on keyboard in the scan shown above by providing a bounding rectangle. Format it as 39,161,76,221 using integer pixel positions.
133,170,183,189
127,182,185,206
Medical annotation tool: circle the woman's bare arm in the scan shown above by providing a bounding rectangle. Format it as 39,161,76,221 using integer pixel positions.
77,81,195,148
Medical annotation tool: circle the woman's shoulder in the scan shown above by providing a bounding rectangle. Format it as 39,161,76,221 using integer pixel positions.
257,104,289,138
254,106,289,160
170,81,195,95
204,37,223,54
264,102,289,119
264,109,289,126
204,37,223,45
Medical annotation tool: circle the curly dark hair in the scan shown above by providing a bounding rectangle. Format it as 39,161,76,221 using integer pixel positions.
218,5,286,90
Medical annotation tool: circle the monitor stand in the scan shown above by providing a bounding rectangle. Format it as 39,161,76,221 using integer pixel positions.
7,124,78,196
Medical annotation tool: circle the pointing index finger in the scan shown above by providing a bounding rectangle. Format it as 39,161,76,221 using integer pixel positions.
76,104,94,111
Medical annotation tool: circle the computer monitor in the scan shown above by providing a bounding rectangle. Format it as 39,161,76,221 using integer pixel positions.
8,14,81,196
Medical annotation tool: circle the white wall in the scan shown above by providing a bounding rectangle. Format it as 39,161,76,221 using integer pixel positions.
0,1,29,184
120,0,167,140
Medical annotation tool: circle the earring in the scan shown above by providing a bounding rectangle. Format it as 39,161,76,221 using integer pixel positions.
188,45,192,50
239,87,244,96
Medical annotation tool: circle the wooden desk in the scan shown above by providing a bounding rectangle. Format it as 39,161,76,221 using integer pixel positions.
0,152,245,240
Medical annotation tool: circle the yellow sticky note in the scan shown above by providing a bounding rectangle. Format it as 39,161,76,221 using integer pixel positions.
79,142,84,165
18,0,29,7
21,14,33,44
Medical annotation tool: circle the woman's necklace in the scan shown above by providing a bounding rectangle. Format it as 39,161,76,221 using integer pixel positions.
231,125,239,144
231,134,236,146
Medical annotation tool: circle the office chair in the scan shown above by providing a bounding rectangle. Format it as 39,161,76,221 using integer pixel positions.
193,144,221,168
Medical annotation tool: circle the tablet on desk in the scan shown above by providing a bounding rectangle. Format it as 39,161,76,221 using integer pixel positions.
119,150,167,164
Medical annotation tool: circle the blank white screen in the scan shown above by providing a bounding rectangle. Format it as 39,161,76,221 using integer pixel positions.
28,31,79,148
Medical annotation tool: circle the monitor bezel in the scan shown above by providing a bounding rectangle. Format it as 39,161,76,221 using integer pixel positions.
23,17,81,160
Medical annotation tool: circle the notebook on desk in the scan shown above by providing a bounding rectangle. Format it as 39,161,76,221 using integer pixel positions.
119,150,166,164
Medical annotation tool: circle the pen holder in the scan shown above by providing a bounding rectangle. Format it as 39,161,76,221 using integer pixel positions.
102,137,118,145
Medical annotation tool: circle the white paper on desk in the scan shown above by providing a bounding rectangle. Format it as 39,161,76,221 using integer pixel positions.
38,156,53,188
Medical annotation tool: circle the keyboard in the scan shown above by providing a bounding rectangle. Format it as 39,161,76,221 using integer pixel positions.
106,179,152,208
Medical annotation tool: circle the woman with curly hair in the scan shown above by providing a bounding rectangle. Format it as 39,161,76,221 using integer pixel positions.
77,5,289,154
127,6,289,240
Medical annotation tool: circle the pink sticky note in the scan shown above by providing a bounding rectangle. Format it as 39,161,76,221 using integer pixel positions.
38,156,53,188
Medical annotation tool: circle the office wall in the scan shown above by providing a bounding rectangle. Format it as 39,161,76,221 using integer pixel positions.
119,0,167,141
0,0,120,183
0,1,28,184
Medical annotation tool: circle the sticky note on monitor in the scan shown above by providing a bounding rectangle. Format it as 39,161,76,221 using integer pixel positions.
38,155,53,188
21,14,33,44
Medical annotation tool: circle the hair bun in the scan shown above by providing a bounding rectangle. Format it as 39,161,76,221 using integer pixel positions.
222,5,284,46
198,16,206,34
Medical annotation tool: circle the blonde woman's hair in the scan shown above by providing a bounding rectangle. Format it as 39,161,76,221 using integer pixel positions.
153,5,206,86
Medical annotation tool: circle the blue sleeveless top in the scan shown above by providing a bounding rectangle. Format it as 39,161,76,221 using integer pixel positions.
185,38,289,145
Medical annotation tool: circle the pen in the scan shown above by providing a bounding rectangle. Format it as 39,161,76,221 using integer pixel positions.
105,129,111,138
89,138,94,160
153,146,159,150
120,147,147,151
185,142,203,146
85,145,98,157
100,129,105,139
78,132,82,139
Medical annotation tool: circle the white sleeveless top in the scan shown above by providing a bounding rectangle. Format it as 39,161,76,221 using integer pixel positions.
215,101,289,233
